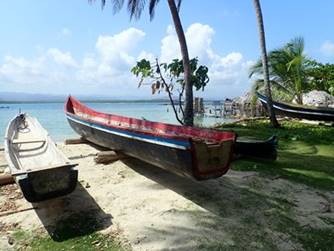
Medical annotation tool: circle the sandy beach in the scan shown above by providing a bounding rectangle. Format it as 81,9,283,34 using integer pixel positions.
1,143,333,250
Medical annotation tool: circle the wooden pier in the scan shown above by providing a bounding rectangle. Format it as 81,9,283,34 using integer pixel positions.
198,93,266,119
223,99,265,118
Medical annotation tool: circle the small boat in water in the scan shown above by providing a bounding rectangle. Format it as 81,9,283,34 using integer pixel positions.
65,96,236,180
4,114,78,202
257,92,334,121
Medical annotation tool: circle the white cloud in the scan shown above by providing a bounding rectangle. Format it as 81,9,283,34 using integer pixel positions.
94,28,146,77
0,55,45,85
321,40,334,57
77,28,146,93
0,24,253,98
137,50,155,62
160,23,253,98
96,28,145,60
47,48,78,67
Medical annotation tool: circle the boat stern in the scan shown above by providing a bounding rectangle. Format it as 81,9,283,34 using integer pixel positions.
16,165,78,203
191,138,235,180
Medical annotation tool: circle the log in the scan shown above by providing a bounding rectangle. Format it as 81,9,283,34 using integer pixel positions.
300,120,334,127
94,151,128,164
64,137,88,145
0,173,14,186
0,147,4,151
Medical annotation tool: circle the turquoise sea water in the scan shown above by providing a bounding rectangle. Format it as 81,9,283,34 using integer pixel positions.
0,102,231,143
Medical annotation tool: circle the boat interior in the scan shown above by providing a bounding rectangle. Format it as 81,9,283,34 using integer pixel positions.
5,114,72,175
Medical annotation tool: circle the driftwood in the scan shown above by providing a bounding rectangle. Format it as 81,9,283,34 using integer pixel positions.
0,147,4,151
94,151,128,164
0,207,38,217
0,173,14,186
64,137,88,145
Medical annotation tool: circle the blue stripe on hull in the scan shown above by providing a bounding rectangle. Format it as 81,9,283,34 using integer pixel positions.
66,114,190,150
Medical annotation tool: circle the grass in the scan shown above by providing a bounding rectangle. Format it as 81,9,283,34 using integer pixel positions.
11,212,127,251
220,119,334,190
215,119,334,250
12,230,123,251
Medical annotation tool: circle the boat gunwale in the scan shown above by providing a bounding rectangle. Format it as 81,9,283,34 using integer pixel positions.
10,163,78,176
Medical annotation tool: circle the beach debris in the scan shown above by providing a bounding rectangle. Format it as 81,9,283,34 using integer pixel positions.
64,137,88,145
0,174,14,186
7,236,14,246
94,151,128,164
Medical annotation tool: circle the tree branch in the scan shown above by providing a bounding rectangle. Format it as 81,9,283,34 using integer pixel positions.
155,59,184,125
178,83,185,117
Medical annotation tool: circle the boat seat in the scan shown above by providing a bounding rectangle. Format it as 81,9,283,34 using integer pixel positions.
12,138,46,144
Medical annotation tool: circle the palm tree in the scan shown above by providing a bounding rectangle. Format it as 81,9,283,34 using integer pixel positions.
252,0,279,128
92,0,194,126
250,37,309,105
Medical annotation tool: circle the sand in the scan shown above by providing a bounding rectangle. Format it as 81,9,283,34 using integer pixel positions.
0,143,333,251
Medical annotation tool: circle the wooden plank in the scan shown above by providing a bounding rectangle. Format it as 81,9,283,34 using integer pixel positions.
94,151,128,164
12,139,46,144
64,137,88,145
0,173,14,186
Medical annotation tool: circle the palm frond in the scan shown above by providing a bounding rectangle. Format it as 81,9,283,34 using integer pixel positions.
128,0,146,19
289,36,304,56
112,0,125,13
248,59,263,78
149,0,160,20
101,0,106,8
250,36,310,100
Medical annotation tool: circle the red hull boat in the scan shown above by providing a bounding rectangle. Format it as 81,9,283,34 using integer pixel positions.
65,96,236,180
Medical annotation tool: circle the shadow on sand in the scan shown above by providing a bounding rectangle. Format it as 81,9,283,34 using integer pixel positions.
120,158,310,250
121,158,267,218
33,183,112,242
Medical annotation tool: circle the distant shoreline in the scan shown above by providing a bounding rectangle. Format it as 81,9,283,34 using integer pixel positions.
0,99,171,104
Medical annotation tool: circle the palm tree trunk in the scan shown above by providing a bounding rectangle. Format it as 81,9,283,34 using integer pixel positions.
296,93,303,105
167,0,193,126
253,0,279,128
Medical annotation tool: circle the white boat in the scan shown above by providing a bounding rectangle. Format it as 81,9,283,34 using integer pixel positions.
4,113,78,202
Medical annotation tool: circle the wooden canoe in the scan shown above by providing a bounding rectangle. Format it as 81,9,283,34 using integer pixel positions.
65,96,236,180
257,92,334,121
4,114,78,202
234,136,278,160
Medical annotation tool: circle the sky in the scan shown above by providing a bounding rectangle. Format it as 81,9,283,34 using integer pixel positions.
0,0,334,99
